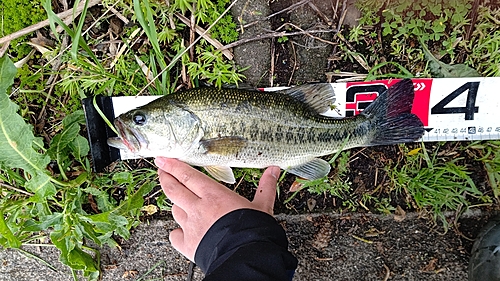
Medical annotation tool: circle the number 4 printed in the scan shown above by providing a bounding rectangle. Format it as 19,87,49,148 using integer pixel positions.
431,82,480,120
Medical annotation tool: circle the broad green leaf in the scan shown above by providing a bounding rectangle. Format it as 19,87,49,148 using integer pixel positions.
62,110,86,128
50,227,99,279
77,221,101,245
86,213,116,233
112,172,133,185
69,135,90,159
50,227,75,264
23,213,63,232
0,211,21,248
25,173,56,199
47,122,80,160
67,247,98,271
0,56,53,192
420,39,481,78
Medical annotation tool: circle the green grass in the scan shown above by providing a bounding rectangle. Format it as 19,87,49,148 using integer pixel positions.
386,144,492,231
0,0,245,279
469,141,500,199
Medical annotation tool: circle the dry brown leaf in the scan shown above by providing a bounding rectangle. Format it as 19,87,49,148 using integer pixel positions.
421,258,438,272
307,198,317,211
122,270,138,278
394,205,407,222
141,204,158,215
289,180,303,192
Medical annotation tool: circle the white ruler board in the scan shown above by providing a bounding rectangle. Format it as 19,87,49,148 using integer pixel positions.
322,77,500,142
110,77,500,159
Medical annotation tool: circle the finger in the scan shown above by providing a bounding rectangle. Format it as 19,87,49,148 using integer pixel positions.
156,157,223,196
169,228,189,258
158,169,200,210
171,204,188,228
252,166,280,214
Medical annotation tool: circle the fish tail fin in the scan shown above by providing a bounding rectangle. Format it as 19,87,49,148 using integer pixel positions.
362,79,424,145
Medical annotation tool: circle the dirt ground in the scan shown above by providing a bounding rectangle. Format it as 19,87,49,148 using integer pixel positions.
1,211,494,281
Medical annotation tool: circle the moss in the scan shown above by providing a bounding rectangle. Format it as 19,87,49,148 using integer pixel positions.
1,0,47,59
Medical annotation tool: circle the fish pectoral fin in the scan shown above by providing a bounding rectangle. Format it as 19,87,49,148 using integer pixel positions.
282,84,335,114
204,166,236,184
200,136,247,156
285,158,331,180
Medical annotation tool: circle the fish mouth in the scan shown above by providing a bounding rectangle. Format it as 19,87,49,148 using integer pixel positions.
109,118,148,153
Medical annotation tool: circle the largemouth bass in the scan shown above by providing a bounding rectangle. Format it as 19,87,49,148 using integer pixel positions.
108,79,424,183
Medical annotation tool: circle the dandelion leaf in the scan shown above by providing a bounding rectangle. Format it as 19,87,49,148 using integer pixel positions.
0,55,54,197
420,40,480,78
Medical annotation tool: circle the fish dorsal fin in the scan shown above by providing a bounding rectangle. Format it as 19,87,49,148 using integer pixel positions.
204,166,236,184
282,83,336,114
199,136,247,155
283,158,331,180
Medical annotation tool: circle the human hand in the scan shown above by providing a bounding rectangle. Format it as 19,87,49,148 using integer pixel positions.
155,157,281,261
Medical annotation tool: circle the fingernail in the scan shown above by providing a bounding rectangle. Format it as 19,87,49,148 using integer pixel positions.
155,157,166,167
270,167,280,180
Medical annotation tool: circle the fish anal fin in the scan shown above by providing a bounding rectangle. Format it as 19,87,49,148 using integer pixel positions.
284,158,331,180
200,136,247,155
204,166,236,184
283,84,336,114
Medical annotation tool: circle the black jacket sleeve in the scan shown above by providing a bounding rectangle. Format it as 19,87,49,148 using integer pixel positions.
194,209,298,281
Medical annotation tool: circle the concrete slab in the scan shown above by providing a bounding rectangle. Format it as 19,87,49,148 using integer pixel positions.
0,211,490,280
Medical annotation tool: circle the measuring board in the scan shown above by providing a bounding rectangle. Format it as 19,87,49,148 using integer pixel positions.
330,77,500,142
83,77,500,171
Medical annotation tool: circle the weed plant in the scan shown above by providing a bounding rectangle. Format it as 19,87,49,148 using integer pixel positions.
337,1,500,226
386,144,491,231
464,6,500,76
348,0,494,77
1,0,47,59
0,0,244,279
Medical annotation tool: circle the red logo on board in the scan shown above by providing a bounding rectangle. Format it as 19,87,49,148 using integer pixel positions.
345,79,432,126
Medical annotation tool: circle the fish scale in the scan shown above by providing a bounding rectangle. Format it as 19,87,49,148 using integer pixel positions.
109,79,424,183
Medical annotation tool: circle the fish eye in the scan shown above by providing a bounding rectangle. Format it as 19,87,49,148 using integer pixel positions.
133,112,147,125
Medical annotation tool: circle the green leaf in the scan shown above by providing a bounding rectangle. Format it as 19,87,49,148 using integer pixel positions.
0,56,54,196
112,172,133,185
25,173,56,199
51,226,99,280
47,122,80,159
42,0,103,71
77,221,101,245
0,211,22,248
69,135,90,159
24,213,63,232
67,246,98,271
420,38,481,78
71,0,90,62
62,110,86,127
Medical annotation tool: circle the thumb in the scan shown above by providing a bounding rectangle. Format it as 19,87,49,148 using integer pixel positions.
252,166,280,215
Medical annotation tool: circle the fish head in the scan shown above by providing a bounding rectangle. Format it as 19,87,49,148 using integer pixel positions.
109,101,202,158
